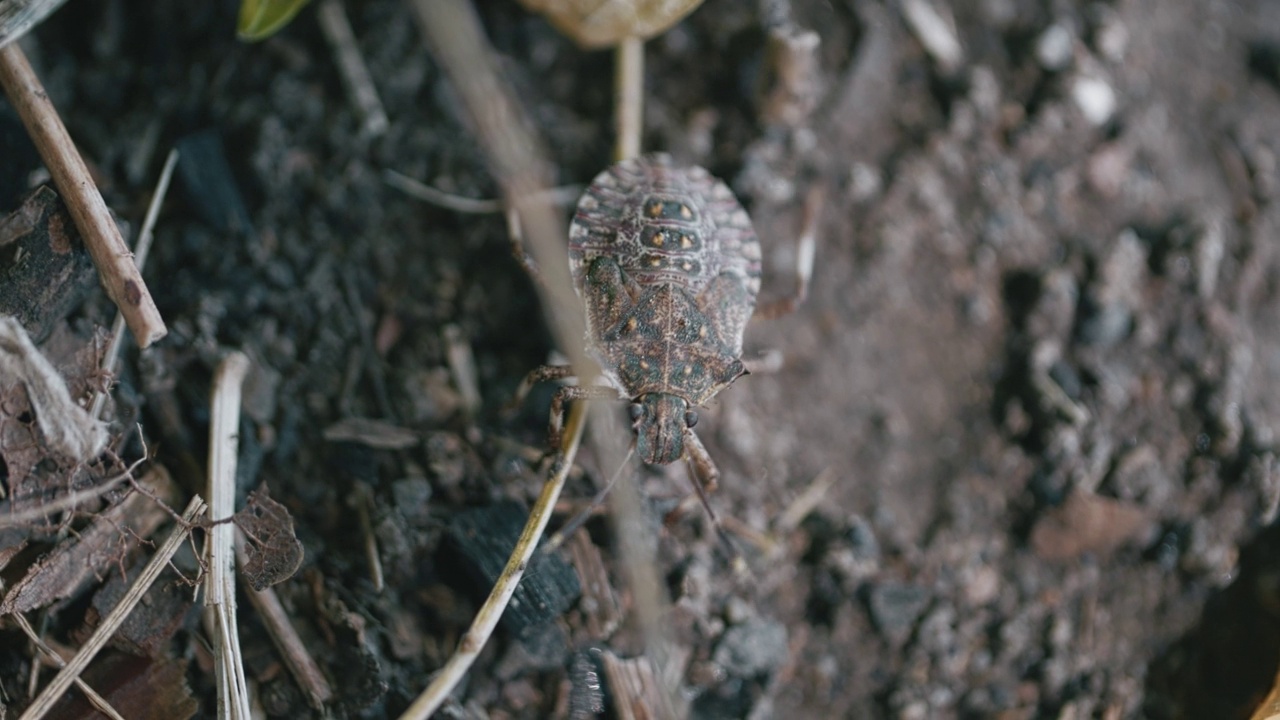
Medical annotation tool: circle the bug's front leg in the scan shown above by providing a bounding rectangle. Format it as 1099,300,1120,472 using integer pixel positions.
683,427,720,495
507,364,577,416
547,384,618,450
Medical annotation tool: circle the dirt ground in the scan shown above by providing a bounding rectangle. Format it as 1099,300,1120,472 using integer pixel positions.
3,0,1280,718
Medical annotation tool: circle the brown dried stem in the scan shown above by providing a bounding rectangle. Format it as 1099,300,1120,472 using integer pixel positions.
0,43,167,348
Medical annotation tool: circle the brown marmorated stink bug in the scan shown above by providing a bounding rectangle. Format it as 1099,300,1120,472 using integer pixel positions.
515,152,814,498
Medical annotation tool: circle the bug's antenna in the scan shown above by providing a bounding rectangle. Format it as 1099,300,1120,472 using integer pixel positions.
543,440,637,553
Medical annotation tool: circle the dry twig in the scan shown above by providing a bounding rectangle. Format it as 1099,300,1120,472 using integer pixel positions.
17,495,206,720
91,147,180,420
0,43,167,347
235,530,334,710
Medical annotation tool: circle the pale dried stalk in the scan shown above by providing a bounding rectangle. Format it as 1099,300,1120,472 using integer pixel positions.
18,495,206,720
398,400,587,719
92,147,180,420
614,36,643,162
204,352,251,720
317,0,388,137
12,614,126,720
235,529,334,709
0,43,167,348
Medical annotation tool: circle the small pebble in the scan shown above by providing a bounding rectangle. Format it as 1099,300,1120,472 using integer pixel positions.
1035,24,1074,71
1072,75,1117,126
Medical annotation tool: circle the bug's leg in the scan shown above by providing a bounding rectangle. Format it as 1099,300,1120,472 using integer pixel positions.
683,427,720,495
547,384,619,450
505,207,545,285
507,364,577,416
752,184,821,321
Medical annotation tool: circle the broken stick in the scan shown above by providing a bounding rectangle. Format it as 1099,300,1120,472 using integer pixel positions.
0,43,167,348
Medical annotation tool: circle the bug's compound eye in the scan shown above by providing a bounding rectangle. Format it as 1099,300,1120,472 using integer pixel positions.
628,402,644,422
684,410,699,428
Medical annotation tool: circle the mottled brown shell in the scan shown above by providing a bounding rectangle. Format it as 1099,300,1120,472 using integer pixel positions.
568,154,761,412
516,0,703,49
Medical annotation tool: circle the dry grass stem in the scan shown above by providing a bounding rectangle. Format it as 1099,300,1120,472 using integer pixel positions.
443,325,481,417
352,481,385,592
0,43,167,347
0,315,107,462
92,147,180,420
614,36,643,161
398,400,588,720
235,529,334,709
383,169,583,214
12,613,126,720
774,466,836,533
17,495,205,720
317,0,389,137
203,352,251,720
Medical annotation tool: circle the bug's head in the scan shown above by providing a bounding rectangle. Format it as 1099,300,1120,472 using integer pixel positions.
629,393,698,466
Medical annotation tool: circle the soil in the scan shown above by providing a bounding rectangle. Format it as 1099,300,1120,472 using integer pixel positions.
2,0,1280,718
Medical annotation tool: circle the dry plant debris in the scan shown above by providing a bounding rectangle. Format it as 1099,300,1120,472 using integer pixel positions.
0,187,96,342
0,316,106,482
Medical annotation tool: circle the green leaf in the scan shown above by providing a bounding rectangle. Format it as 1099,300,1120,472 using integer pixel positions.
237,0,312,42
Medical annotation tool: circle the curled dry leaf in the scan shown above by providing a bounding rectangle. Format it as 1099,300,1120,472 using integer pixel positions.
516,0,704,48
235,485,304,590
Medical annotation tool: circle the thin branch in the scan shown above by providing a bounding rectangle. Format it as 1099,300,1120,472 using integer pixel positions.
91,147,180,420
17,496,206,720
0,43,167,347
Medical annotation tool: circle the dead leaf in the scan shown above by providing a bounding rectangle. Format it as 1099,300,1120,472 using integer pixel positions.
235,485,304,590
